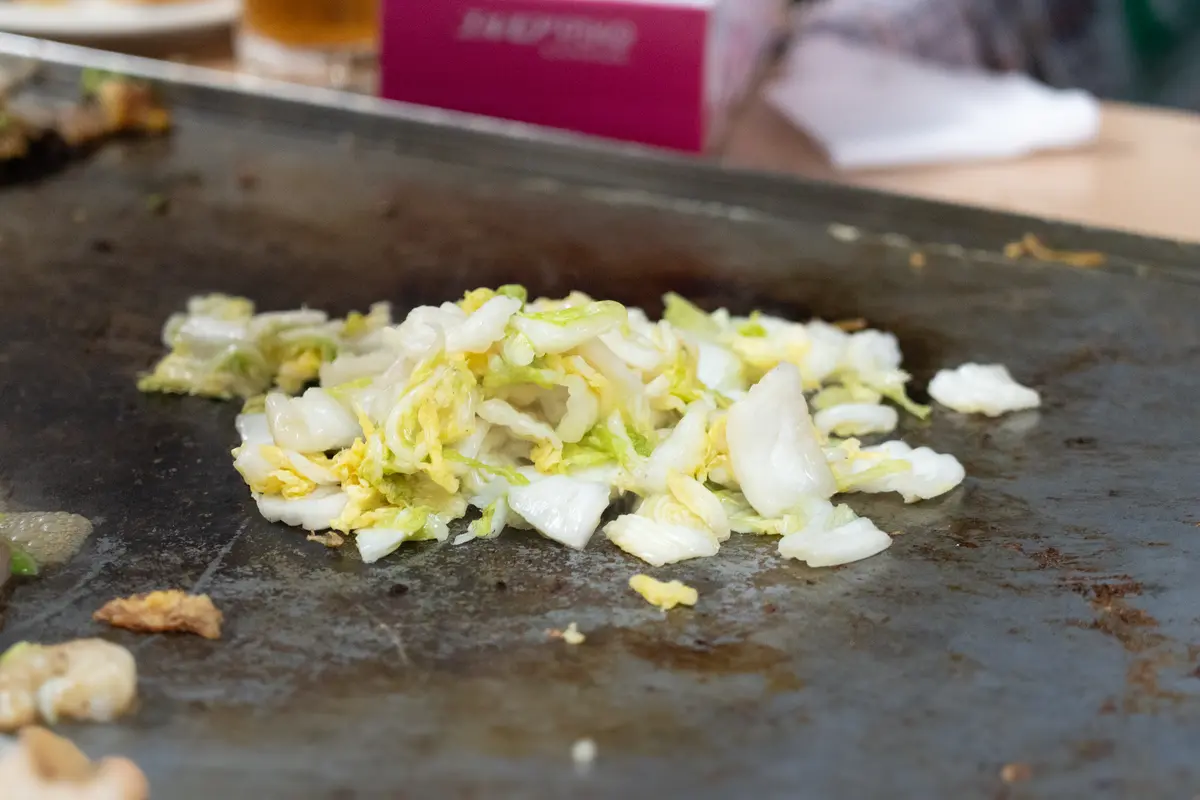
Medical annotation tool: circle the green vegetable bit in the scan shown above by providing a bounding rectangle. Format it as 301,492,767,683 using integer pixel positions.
8,546,38,577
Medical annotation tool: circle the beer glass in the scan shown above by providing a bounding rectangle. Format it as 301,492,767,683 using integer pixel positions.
237,0,380,90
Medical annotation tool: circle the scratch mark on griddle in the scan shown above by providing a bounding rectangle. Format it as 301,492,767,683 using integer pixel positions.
190,519,249,594
7,552,116,637
359,603,410,666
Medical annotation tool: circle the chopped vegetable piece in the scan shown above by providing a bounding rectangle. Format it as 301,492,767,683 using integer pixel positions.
141,288,980,576
7,546,37,577
929,363,1041,417
1004,233,1105,268
93,590,224,640
0,639,137,732
571,737,597,770
628,574,698,611
0,726,148,800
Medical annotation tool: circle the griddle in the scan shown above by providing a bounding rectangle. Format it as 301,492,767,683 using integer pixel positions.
1,35,1199,799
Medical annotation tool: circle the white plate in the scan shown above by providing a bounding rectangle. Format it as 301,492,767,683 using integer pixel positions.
0,0,241,38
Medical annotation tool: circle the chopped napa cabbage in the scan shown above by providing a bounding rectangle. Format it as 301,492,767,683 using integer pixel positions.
444,295,523,354
928,363,1041,417
233,444,337,497
356,507,429,563
568,411,650,475
813,403,899,438
635,403,709,494
810,381,882,410
833,440,965,502
266,388,361,452
833,330,931,418
320,351,396,389
778,502,893,568
235,412,272,445
605,514,719,566
145,286,977,573
444,450,530,486
841,330,903,387
628,574,698,610
598,329,666,373
662,292,722,339
468,496,510,540
256,487,348,531
507,475,610,549
555,375,600,444
695,341,745,396
727,364,836,517
141,295,390,399
667,473,730,541
137,345,271,400
511,301,627,354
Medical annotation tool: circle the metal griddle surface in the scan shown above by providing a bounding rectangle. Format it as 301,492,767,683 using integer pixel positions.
1,39,1200,800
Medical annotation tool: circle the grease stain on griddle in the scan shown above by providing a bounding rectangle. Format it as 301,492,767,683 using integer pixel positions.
173,625,805,761
1027,547,1073,570
622,630,803,693
1123,655,1187,713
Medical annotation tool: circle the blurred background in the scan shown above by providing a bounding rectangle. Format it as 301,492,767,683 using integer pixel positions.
4,1,1198,105
1,0,1198,240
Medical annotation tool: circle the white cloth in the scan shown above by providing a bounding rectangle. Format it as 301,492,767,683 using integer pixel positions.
766,35,1101,170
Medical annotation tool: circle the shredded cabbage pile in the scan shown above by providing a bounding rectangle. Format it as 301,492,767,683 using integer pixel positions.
140,288,969,568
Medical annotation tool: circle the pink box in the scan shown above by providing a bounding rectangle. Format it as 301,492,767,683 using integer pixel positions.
380,0,783,152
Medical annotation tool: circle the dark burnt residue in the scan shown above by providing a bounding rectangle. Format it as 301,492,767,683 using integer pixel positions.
1066,577,1143,603
1124,656,1186,713
1029,547,1070,570
623,631,804,694
1030,345,1123,386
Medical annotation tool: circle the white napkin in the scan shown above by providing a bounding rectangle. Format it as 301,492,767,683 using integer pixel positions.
766,35,1101,170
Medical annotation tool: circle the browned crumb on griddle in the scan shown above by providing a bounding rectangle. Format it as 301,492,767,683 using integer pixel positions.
999,762,1032,783
0,114,31,161
1028,546,1069,569
832,317,868,332
51,72,170,149
1003,233,1106,268
0,726,148,800
88,76,172,138
307,531,345,548
1066,577,1143,603
94,590,223,640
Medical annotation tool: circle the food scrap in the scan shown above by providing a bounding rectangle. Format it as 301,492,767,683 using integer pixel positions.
79,70,171,138
1003,233,1105,268
0,727,148,800
571,737,597,771
93,590,224,640
307,530,345,548
139,286,1002,574
0,639,137,732
548,622,586,645
1,511,94,570
832,317,868,333
928,363,1041,417
1000,762,1032,783
629,574,698,611
0,70,169,176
